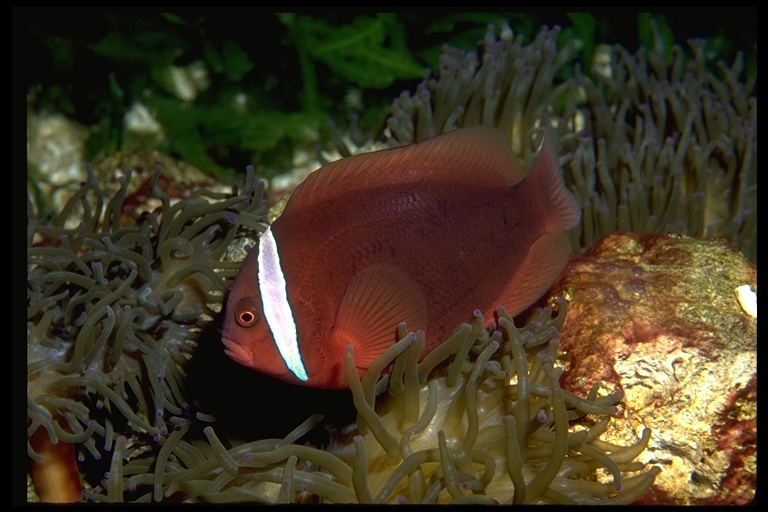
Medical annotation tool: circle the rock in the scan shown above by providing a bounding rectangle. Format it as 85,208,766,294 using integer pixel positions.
544,232,756,505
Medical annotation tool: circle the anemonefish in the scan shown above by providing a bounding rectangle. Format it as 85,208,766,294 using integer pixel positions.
221,125,580,389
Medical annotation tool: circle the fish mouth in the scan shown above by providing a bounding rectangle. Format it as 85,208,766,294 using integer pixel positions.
221,337,253,365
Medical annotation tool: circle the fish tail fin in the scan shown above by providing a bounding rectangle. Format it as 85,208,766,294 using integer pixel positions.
523,129,581,233
490,130,579,320
490,230,573,320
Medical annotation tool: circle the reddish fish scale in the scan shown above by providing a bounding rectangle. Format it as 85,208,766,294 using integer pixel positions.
222,126,580,389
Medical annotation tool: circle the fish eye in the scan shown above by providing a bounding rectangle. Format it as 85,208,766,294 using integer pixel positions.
235,308,259,327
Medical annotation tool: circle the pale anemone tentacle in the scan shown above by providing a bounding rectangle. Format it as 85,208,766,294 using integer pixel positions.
381,23,756,262
28,162,268,502
74,294,659,504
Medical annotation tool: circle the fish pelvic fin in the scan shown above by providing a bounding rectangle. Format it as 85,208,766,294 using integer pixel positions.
330,263,427,372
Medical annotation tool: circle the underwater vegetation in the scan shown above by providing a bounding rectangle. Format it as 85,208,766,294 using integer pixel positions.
25,12,755,504
22,11,430,186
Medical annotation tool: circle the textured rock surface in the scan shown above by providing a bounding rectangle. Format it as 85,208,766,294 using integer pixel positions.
543,232,756,505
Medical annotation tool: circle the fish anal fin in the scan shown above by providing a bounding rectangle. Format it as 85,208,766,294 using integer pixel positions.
493,231,573,321
330,264,427,370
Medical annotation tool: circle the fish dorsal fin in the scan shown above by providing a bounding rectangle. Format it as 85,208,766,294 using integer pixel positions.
288,126,524,215
330,264,427,370
491,230,573,321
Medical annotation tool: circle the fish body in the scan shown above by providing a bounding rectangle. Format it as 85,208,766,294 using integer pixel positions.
221,126,580,389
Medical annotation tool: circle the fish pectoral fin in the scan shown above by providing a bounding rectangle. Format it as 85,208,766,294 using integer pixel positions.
331,263,427,369
494,230,573,320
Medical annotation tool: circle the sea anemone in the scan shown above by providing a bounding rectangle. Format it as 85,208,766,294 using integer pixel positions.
27,161,659,503
329,303,660,504
73,296,659,503
380,23,756,261
27,163,267,501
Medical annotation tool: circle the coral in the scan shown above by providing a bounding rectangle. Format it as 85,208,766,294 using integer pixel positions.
381,23,756,261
